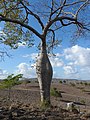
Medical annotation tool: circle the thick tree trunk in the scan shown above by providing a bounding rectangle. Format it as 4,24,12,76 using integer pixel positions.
36,41,53,104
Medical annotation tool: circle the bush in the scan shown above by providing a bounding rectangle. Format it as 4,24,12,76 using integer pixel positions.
50,87,62,98
80,81,83,85
40,100,51,109
63,80,66,83
84,82,88,86
59,80,62,84
80,100,85,105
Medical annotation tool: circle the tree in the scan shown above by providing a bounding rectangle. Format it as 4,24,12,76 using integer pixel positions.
0,74,23,120
0,0,90,105
0,74,23,102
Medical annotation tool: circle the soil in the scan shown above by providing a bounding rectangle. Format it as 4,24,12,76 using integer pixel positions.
0,80,90,120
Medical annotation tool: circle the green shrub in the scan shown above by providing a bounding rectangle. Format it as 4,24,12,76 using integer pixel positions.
84,82,88,86
80,81,83,85
80,100,85,104
50,87,62,98
63,80,66,83
40,100,51,110
59,80,62,84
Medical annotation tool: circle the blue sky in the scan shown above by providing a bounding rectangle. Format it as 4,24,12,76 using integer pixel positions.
0,26,90,80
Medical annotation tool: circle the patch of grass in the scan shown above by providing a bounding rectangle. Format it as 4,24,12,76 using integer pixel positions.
40,100,51,110
50,87,62,98
80,99,86,105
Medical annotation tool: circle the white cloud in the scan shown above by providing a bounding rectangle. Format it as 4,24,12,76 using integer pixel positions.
20,45,90,80
17,42,27,47
64,45,90,66
30,53,38,60
50,57,63,67
22,54,31,58
15,63,36,78
63,45,90,80
49,53,63,67
22,53,38,59
0,69,9,79
63,65,78,75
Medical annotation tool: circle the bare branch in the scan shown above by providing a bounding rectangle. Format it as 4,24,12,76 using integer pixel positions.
49,0,66,19
62,11,76,18
0,48,10,61
65,0,86,7
49,0,54,20
56,0,66,17
44,15,90,37
20,1,44,30
54,26,63,31
75,0,89,18
77,22,90,31
60,20,75,26
44,16,77,35
48,29,55,44
48,0,84,18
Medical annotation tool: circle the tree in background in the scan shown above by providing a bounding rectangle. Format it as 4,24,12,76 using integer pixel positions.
0,74,23,119
0,0,90,105
0,74,23,102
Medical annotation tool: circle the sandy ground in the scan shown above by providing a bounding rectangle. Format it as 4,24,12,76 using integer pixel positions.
0,81,90,120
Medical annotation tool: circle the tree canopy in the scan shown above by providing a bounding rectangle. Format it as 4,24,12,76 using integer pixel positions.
0,0,90,50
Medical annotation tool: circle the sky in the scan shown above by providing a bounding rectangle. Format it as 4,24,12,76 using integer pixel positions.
0,1,90,80
0,33,90,80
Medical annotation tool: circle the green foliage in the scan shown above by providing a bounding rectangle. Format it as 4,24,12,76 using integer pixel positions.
0,74,23,89
0,0,29,21
40,100,51,110
84,82,88,86
80,99,85,104
0,0,34,49
50,87,62,98
3,23,34,49
59,80,62,84
80,81,83,85
63,80,66,83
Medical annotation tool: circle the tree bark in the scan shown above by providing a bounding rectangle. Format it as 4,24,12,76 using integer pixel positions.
36,41,53,104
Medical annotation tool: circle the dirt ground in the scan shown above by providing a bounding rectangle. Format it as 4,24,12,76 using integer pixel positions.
0,80,90,120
